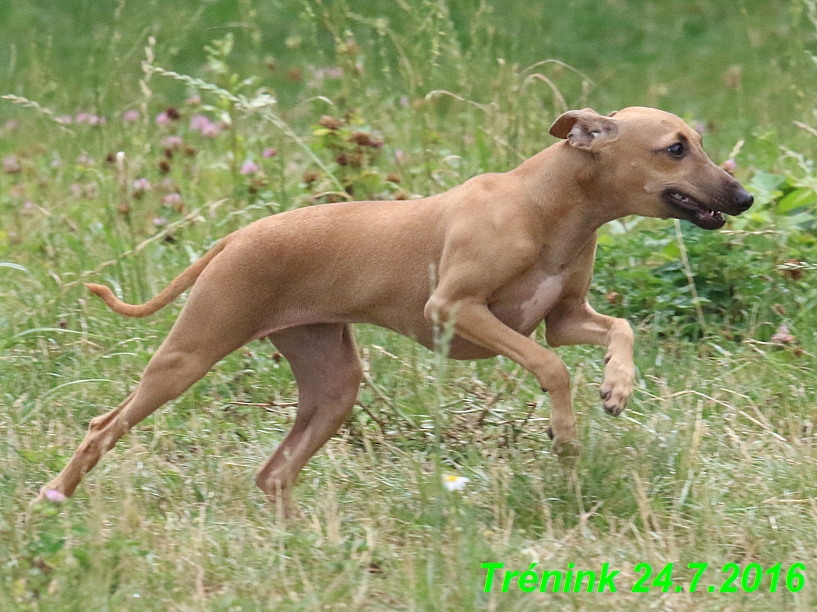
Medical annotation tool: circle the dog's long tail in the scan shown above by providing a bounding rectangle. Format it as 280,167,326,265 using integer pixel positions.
85,237,230,318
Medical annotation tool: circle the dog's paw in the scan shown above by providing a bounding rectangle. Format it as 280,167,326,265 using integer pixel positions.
552,436,581,470
599,358,634,416
547,422,579,453
31,488,66,506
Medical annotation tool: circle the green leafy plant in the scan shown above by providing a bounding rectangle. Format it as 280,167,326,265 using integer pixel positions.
308,110,403,201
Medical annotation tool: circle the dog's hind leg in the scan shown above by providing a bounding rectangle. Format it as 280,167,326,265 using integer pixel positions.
255,323,362,513
36,283,262,503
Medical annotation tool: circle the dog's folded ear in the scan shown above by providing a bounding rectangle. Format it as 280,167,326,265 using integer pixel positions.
549,108,619,150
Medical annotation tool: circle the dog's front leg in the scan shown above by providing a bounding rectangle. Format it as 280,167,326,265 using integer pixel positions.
425,296,578,449
545,300,634,416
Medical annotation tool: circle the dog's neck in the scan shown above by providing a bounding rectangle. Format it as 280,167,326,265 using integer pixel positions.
513,143,626,255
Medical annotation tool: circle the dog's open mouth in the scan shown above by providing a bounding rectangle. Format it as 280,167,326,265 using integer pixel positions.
663,190,726,230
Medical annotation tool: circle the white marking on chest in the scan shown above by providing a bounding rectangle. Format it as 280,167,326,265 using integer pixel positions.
519,276,563,329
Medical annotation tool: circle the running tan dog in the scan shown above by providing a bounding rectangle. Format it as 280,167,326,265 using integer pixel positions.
37,107,752,510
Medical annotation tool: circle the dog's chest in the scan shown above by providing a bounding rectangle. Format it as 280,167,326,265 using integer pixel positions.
490,274,565,334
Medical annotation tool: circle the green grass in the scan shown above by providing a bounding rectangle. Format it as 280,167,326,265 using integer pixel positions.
4,0,817,609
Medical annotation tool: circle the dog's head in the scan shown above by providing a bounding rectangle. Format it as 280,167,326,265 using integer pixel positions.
549,107,753,229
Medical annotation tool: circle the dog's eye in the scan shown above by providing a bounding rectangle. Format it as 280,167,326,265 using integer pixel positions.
667,142,685,158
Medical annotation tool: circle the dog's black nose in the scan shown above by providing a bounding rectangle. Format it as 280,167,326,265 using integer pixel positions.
735,189,754,212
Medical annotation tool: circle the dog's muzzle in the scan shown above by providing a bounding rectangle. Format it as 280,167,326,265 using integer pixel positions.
663,187,753,230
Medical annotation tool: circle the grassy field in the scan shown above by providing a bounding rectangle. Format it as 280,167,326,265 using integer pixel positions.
4,0,817,609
